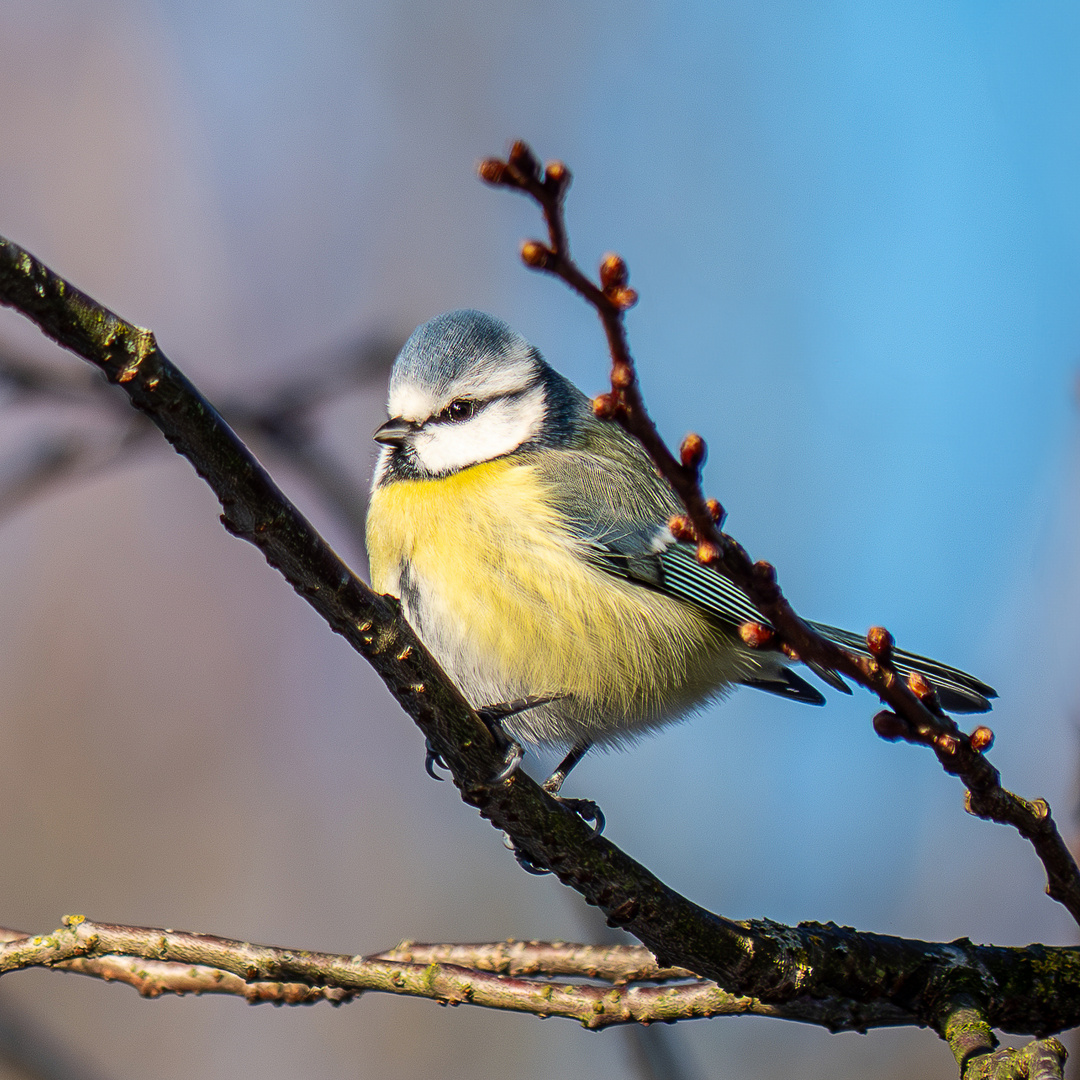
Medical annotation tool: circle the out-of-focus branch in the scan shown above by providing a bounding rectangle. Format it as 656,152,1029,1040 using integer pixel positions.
0,920,867,1029
1,216,1079,1050
0,334,396,545
372,940,696,983
479,140,1080,929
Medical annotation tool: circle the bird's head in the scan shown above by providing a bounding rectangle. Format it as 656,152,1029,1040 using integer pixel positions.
373,309,574,480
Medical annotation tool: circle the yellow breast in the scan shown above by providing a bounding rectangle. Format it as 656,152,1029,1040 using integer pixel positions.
366,457,743,735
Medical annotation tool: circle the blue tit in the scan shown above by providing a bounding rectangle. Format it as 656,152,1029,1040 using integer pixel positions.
366,309,994,794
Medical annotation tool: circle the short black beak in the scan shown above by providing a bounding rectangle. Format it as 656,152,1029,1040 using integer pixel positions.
373,416,415,447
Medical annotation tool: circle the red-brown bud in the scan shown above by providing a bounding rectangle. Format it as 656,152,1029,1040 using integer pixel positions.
478,158,508,185
706,498,725,523
873,710,909,742
611,363,634,390
680,433,707,471
610,287,638,310
907,671,934,700
935,733,959,756
592,392,617,418
668,514,696,542
508,140,541,179
520,240,551,269
969,726,995,753
599,253,629,291
866,626,894,659
696,541,721,566
738,621,775,648
752,560,777,585
544,160,571,193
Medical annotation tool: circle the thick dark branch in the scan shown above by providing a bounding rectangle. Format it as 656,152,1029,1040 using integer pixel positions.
479,141,1080,928
1,232,1078,1036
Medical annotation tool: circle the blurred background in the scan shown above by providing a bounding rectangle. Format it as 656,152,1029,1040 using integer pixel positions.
0,1,1078,1077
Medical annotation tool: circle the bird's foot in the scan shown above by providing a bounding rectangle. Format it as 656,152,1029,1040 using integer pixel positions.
556,797,605,837
424,738,450,781
500,795,604,877
475,697,557,785
502,832,552,875
540,740,604,836
473,704,525,784
489,740,524,784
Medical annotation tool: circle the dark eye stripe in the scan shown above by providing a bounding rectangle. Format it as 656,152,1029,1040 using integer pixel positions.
432,381,542,426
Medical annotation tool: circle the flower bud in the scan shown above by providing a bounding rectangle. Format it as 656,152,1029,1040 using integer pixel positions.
478,159,507,185
520,241,551,269
935,733,959,755
680,433,707,471
592,393,617,418
544,160,571,192
738,621,774,648
668,515,696,542
873,711,908,741
508,140,540,179
752,560,776,585
599,253,629,290
866,626,894,659
696,541,721,566
908,671,933,699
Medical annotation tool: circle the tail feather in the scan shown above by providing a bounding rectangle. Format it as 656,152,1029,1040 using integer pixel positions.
740,667,826,706
808,622,996,714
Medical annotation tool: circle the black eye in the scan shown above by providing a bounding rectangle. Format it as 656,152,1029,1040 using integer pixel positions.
444,399,477,422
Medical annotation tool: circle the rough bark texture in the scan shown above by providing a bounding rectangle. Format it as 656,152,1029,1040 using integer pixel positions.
0,225,1076,1073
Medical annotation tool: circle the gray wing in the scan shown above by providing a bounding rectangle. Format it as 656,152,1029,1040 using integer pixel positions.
526,443,995,714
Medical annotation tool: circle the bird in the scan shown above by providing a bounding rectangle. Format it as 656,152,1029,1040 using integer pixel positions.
366,309,995,812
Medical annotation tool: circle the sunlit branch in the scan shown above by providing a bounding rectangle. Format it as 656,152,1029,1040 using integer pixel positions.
479,140,1080,929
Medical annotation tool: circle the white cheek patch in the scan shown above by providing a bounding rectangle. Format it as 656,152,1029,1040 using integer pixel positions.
412,386,547,474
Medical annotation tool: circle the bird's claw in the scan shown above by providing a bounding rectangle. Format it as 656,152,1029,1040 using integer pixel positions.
474,700,529,785
424,738,449,781
558,797,605,837
502,831,551,875
489,739,524,785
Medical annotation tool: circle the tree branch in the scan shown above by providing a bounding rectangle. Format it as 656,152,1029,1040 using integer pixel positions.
479,140,1080,929
944,998,1068,1080
0,199,1076,1046
0,920,905,1029
0,336,394,547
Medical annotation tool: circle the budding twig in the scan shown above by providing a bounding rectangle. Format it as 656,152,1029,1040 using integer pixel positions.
481,140,1080,928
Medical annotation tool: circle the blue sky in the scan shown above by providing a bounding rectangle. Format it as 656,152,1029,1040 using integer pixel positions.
1,2,1078,1076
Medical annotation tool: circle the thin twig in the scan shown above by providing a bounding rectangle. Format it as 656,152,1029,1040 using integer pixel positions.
2,220,1080,1039
0,336,394,545
479,140,1080,928
371,940,696,983
0,920,854,1029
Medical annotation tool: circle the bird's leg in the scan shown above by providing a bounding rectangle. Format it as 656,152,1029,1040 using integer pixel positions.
474,696,558,784
543,740,605,837
542,740,592,795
